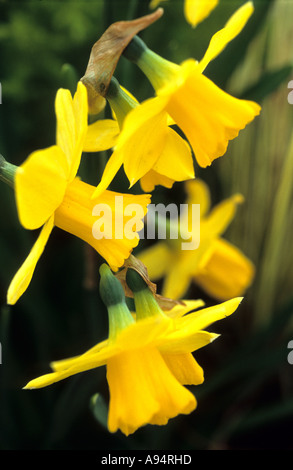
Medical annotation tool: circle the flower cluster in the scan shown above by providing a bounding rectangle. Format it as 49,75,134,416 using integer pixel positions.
1,1,261,436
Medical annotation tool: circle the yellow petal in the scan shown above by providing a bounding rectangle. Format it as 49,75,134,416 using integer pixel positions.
15,146,68,230
199,2,254,72
24,343,118,390
55,88,76,177
91,149,124,199
152,127,195,181
115,315,172,351
162,260,192,299
92,190,151,271
51,339,109,372
184,0,219,28
162,352,204,384
107,347,196,436
167,61,261,168
179,178,210,237
83,119,120,153
70,81,89,180
138,242,172,280
165,299,205,319
195,237,255,300
161,225,222,299
56,82,88,181
175,297,243,333
24,370,74,390
140,169,175,192
184,179,211,217
159,330,218,355
7,215,54,305
117,97,169,186
203,193,244,238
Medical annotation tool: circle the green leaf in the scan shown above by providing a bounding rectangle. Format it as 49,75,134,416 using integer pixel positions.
90,393,109,430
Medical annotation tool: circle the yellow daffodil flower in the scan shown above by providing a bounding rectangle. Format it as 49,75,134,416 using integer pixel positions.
23,264,242,436
91,78,194,198
138,179,255,300
7,82,150,305
150,0,219,28
122,2,261,170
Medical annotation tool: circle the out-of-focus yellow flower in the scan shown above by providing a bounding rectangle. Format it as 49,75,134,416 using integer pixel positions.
150,0,219,28
184,0,219,27
91,78,194,198
138,179,255,300
23,264,242,436
7,83,150,305
123,2,260,170
83,118,120,153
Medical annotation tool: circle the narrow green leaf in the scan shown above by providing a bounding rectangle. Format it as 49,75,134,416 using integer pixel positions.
90,393,108,430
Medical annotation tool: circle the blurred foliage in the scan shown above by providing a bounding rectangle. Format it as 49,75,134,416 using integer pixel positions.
0,0,293,451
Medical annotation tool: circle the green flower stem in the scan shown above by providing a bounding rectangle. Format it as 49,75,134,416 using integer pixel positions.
123,35,180,91
123,35,148,63
125,268,148,293
126,268,166,321
0,155,17,188
99,263,126,307
105,76,137,129
99,264,134,341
